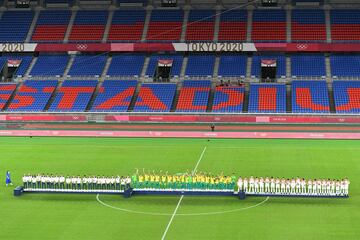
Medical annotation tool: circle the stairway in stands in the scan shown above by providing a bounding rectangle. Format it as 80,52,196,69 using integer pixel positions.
242,83,250,113
44,81,62,111
127,82,142,111
206,82,216,112
286,84,292,113
2,82,22,111
170,82,182,112
327,83,336,113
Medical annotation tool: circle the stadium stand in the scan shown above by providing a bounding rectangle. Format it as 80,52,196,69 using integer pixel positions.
291,10,326,41
7,80,58,111
69,10,108,42
0,84,17,110
333,81,360,114
108,10,146,41
291,54,326,77
48,80,97,112
106,55,145,77
31,10,71,42
145,55,183,78
67,55,107,77
248,84,286,113
29,55,69,77
251,55,286,78
330,55,360,77
218,10,247,41
330,10,360,41
133,83,176,112
185,55,215,77
218,55,247,77
212,86,244,112
0,11,34,42
292,81,330,113
146,10,183,41
186,10,215,41
252,10,286,41
91,80,137,112
176,80,211,112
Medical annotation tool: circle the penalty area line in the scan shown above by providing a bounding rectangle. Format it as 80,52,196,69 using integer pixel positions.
160,146,207,240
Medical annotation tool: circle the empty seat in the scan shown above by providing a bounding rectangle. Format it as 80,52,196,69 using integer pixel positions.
333,81,360,114
133,83,176,112
91,80,137,112
7,80,58,111
252,10,286,41
30,55,69,76
68,55,107,77
146,10,183,41
292,80,329,113
49,80,97,112
292,10,326,41
31,10,71,42
248,84,286,113
176,80,211,112
107,55,145,76
291,55,326,77
0,11,34,42
218,10,247,41
186,10,215,41
185,55,215,77
69,11,108,42
108,10,145,41
212,86,244,112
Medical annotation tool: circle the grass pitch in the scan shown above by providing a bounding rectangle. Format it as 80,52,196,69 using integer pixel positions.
0,137,359,240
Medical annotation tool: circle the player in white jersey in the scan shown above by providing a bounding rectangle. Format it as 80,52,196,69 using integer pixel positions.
59,176,65,189
321,179,326,195
300,178,306,194
295,177,301,194
335,180,341,195
330,180,335,195
326,179,331,195
254,177,259,193
290,178,296,194
65,176,71,189
259,177,264,193
54,176,60,189
265,177,270,193
243,177,248,193
237,177,243,192
280,178,286,194
275,178,280,194
318,179,323,195
285,179,291,194
248,176,254,193
116,176,121,190
343,178,350,195
307,179,312,195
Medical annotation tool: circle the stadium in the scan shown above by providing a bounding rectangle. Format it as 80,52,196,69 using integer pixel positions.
0,0,359,239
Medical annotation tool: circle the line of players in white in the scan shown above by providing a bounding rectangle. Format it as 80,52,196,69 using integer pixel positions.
237,177,350,196
22,174,131,191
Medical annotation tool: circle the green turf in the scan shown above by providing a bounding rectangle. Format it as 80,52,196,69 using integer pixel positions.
0,137,359,240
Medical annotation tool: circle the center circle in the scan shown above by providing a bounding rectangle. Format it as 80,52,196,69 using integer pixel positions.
96,194,269,216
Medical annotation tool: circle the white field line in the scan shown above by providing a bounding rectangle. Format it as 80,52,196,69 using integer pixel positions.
160,146,207,240
96,194,269,216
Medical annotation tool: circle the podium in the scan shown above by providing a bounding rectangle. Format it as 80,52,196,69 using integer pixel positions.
14,186,24,196
238,191,246,200
124,187,133,198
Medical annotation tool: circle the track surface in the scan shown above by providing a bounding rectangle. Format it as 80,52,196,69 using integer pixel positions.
17,123,360,132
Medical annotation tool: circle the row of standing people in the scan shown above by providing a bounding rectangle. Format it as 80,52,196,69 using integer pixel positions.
237,177,350,195
22,174,131,190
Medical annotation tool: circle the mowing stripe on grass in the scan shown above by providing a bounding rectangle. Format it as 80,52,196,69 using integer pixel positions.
160,146,207,240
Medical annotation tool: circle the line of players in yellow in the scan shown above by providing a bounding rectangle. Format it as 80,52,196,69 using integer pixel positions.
131,169,237,191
